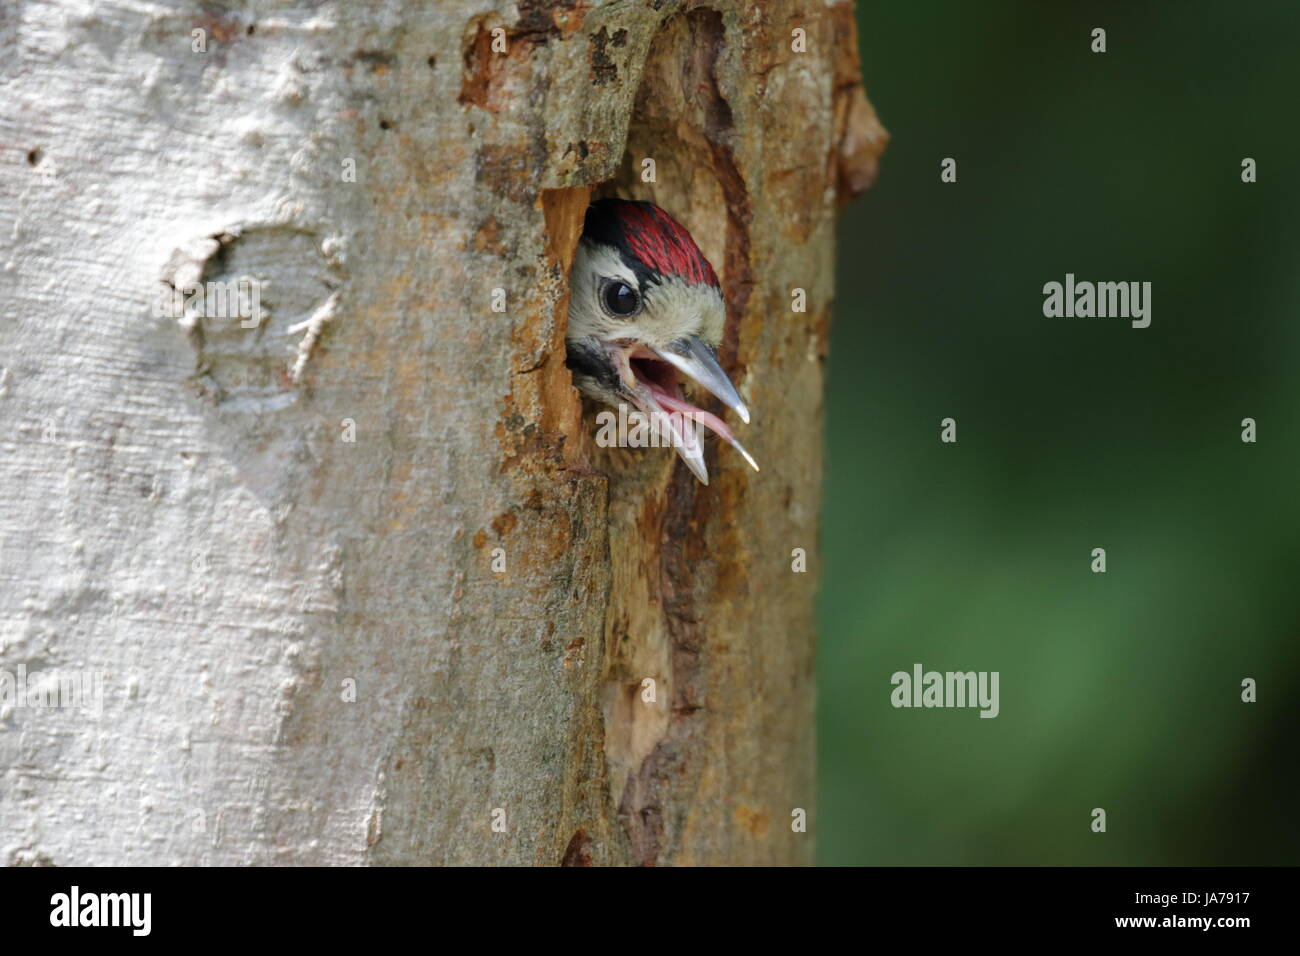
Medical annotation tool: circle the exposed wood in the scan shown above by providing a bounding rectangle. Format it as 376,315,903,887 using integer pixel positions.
0,0,884,865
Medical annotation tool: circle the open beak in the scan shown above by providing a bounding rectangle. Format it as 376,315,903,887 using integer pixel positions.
650,337,750,425
608,334,758,485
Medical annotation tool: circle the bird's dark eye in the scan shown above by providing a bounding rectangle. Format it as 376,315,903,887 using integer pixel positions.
601,280,641,317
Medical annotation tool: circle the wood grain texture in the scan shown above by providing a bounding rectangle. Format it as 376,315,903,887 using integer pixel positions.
0,0,884,865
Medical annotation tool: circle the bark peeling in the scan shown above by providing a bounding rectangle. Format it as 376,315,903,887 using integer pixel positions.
0,0,884,866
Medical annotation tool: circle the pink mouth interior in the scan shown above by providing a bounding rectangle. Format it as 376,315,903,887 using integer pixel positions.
628,356,737,444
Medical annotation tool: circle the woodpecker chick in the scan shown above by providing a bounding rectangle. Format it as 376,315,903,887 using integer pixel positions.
565,199,757,484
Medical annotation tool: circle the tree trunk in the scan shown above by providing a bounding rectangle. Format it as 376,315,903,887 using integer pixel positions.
0,0,884,866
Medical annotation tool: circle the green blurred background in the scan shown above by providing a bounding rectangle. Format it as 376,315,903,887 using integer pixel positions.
818,1,1300,864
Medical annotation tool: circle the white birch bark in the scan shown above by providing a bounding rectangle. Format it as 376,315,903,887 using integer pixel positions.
0,0,884,865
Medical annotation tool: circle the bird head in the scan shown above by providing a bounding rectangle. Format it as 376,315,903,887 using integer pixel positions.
565,198,757,484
